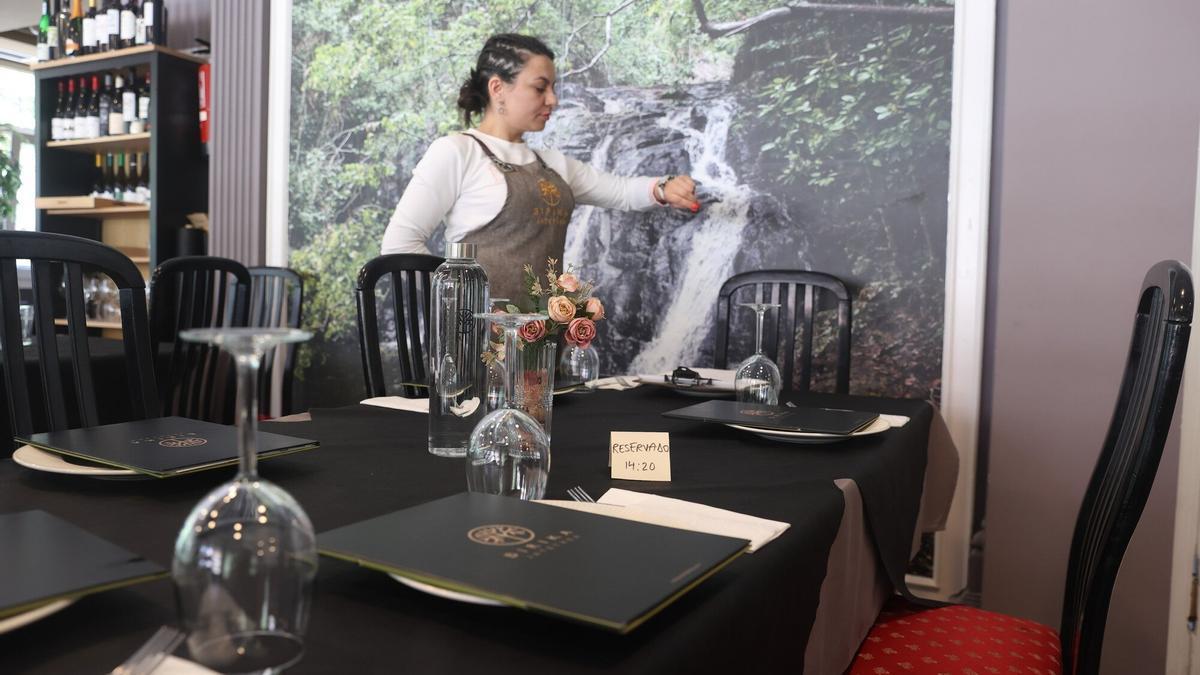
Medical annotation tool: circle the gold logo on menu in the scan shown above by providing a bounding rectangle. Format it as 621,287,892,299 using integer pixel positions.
159,436,209,448
537,179,561,207
467,524,536,546
741,409,787,419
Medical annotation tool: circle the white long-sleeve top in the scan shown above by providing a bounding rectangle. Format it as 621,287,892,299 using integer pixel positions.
381,130,662,255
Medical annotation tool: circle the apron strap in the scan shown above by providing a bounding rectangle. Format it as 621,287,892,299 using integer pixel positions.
463,132,548,171
463,132,516,172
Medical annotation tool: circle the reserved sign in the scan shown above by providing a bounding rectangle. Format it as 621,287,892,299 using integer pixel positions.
609,432,671,481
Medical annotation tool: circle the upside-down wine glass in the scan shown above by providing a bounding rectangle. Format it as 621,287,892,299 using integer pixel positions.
734,302,783,405
466,313,551,500
172,327,317,674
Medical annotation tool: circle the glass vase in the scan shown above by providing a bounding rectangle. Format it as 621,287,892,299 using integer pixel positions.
513,338,556,440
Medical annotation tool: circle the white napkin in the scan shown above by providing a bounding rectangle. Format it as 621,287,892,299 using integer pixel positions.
637,368,737,392
879,414,910,428
360,396,430,414
151,655,220,675
537,488,789,553
585,376,642,391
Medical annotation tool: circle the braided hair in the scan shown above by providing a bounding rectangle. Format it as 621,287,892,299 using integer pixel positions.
457,34,556,127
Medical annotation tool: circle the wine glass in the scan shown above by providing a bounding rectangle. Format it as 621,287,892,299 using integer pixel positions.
483,298,510,412
466,313,551,500
734,303,783,405
558,342,600,392
172,327,317,673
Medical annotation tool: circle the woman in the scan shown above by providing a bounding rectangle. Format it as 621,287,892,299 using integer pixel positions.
381,33,700,300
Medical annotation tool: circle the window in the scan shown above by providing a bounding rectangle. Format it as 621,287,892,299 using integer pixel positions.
0,63,36,232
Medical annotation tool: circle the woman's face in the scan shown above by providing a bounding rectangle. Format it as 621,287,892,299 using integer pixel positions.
491,55,558,133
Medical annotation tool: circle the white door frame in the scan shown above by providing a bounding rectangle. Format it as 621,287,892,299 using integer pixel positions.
264,0,292,268
905,0,996,599
1166,122,1200,674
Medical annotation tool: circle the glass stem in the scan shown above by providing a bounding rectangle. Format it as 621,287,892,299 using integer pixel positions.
754,309,766,356
503,326,522,410
235,352,261,479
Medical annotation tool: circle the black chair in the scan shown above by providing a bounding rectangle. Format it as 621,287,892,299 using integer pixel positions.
850,260,1193,675
355,254,443,398
714,270,852,393
149,256,250,423
0,231,159,445
248,266,303,416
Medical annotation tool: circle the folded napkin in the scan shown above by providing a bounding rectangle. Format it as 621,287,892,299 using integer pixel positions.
585,376,642,391
879,414,910,428
537,488,789,553
360,396,430,414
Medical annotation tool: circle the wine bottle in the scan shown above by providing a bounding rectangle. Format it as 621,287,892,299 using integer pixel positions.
137,71,150,131
91,153,104,197
108,74,125,135
38,1,52,62
136,151,150,204
121,69,138,134
103,152,116,198
50,81,64,141
81,0,96,55
98,73,112,136
65,0,82,57
85,75,101,138
61,78,75,139
72,77,88,140
133,0,145,45
141,0,158,45
113,153,126,201
118,0,135,49
104,0,120,51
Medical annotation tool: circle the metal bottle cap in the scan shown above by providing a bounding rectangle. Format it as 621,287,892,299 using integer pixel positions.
445,242,477,260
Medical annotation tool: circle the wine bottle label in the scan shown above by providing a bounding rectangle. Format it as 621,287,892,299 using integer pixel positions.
128,119,144,134
143,2,155,26
134,17,145,44
122,92,136,122
73,117,86,140
82,17,95,48
47,26,58,45
138,95,149,120
108,112,124,136
96,13,109,43
51,118,62,140
107,9,119,39
120,10,135,40
37,43,49,62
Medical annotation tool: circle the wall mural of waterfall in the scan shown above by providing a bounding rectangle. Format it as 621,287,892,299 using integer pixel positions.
288,0,955,416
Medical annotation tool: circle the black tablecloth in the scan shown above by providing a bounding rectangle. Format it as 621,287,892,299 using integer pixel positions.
0,388,931,674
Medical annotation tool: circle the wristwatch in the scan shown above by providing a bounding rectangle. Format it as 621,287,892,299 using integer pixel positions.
655,175,675,205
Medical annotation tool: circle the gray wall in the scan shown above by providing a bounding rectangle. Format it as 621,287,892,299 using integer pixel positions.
981,1,1200,673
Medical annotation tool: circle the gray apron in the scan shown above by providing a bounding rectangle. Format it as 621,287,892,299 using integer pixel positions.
462,133,576,303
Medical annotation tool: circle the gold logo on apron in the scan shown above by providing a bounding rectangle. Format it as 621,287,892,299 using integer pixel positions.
537,179,562,207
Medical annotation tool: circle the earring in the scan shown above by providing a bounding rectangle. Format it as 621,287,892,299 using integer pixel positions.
498,102,507,115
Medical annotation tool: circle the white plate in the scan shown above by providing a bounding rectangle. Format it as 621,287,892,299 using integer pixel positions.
388,574,503,607
12,444,141,478
727,416,892,444
0,598,75,635
151,655,221,675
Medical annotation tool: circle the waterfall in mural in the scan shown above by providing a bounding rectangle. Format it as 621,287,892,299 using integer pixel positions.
534,82,807,376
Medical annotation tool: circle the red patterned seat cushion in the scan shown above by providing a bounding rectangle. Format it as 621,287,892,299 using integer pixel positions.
848,596,1062,675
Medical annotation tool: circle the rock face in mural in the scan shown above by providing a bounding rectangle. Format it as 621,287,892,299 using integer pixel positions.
289,0,954,408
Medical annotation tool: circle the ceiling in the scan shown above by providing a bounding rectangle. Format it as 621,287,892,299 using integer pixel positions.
0,4,38,36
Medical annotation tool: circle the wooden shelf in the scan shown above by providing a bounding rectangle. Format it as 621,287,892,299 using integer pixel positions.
30,44,207,71
47,132,151,154
53,318,123,330
43,205,150,217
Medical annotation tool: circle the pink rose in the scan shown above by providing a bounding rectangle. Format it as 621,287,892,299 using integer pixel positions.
546,295,576,324
518,319,547,343
585,297,605,320
565,318,597,348
557,273,580,292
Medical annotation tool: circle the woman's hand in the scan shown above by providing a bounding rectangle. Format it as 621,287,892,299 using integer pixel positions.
660,175,701,213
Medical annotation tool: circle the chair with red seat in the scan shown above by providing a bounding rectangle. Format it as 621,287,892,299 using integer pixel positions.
851,260,1193,675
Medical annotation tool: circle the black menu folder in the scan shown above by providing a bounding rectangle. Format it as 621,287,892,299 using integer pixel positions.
318,492,748,633
16,416,319,478
663,399,879,435
0,510,166,619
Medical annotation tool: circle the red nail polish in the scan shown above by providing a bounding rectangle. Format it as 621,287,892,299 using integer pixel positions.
690,203,700,213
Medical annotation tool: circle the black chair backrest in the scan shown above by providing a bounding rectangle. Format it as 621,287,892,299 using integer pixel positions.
248,266,303,416
0,231,159,443
149,255,251,423
714,270,852,393
355,253,443,398
1059,260,1193,675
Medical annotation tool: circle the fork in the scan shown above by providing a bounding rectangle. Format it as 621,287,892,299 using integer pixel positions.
567,486,596,503
109,626,185,675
